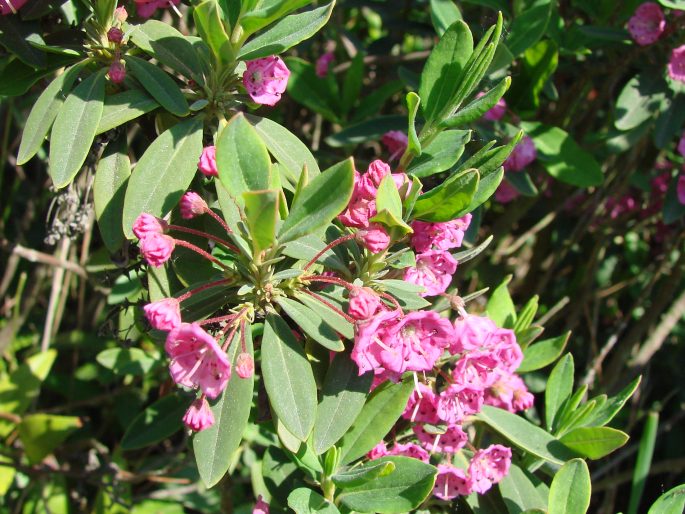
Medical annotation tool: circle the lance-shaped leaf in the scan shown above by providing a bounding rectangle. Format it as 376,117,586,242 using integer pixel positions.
193,326,254,487
18,414,82,464
332,460,395,488
49,70,106,189
406,92,421,157
121,394,189,450
262,312,317,440
440,76,511,129
407,130,471,178
545,354,574,431
122,116,203,237
278,158,355,244
96,89,159,135
240,0,314,36
194,0,233,63
411,168,479,222
216,112,272,208
498,463,548,514
123,56,189,117
276,297,344,352
548,459,591,514
294,291,354,340
518,332,569,373
238,2,335,60
288,488,340,514
243,189,279,255
559,427,629,460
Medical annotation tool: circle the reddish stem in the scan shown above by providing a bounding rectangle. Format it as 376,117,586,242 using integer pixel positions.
221,323,240,352
177,278,232,302
434,366,454,385
301,275,356,291
303,234,356,271
378,291,403,314
239,319,247,353
199,313,238,326
173,239,230,271
168,225,240,254
301,289,356,323
205,208,234,235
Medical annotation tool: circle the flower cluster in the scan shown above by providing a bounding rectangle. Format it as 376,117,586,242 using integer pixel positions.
363,313,529,500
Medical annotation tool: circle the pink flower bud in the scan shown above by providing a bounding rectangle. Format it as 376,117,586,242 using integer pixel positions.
0,0,28,15
348,287,381,320
357,224,390,254
366,159,392,187
503,135,536,172
627,2,665,46
382,131,408,160
669,45,685,84
678,174,685,205
179,191,208,219
135,0,180,19
235,352,254,378
316,51,335,77
243,56,290,106
114,6,128,22
108,61,126,84
183,397,214,432
139,233,175,267
143,298,181,331
477,91,507,121
132,213,167,239
107,27,124,44
198,146,218,177
253,495,270,514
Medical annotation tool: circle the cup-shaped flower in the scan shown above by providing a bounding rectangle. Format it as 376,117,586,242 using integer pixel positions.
468,444,512,494
243,56,290,106
411,215,472,253
434,464,472,500
404,250,458,297
367,441,389,459
179,191,208,219
436,383,483,424
144,298,181,331
669,45,685,83
387,442,430,462
627,3,665,46
414,423,467,454
485,371,534,412
198,146,218,177
403,382,439,423
165,323,231,399
451,314,498,354
183,397,215,432
140,233,175,267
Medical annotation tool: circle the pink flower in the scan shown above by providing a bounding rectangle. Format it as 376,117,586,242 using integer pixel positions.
436,383,483,424
382,131,408,161
495,180,520,203
411,215,472,253
678,175,685,205
135,0,180,19
392,172,412,198
468,444,512,494
477,91,507,121
183,397,215,432
366,160,392,188
453,350,499,388
133,213,167,239
139,233,175,267
488,329,523,373
668,45,685,83
108,61,126,84
388,442,430,462
235,352,254,379
198,146,218,177
678,133,685,157
628,3,666,46
316,51,335,77
358,224,390,254
165,323,231,399
485,371,534,412
404,250,457,297
0,0,27,15
414,423,467,454
253,495,270,514
351,310,401,375
144,298,181,331
402,383,439,423
114,6,128,22
433,464,472,500
180,191,208,219
503,136,537,172
348,287,381,320
107,27,124,44
451,314,498,354
243,56,290,106
367,441,389,460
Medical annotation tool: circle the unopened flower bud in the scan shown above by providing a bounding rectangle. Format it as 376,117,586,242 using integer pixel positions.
114,5,128,22
179,191,208,219
348,287,381,320
132,213,167,239
144,298,181,331
235,352,254,378
183,397,214,432
139,233,175,267
108,61,126,84
107,27,124,44
357,224,390,254
198,146,218,177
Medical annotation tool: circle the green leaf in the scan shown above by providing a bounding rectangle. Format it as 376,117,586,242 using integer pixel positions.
130,20,205,83
419,20,473,123
17,414,82,464
312,353,373,455
193,0,233,63
614,73,667,131
238,2,335,60
352,80,405,122
376,174,403,219
663,175,685,224
96,89,159,135
430,0,462,36
342,52,365,116
216,112,272,208
337,456,437,513
246,114,320,183
122,116,203,238
486,276,516,328
288,488,340,514
241,1,314,36
325,115,405,147
276,297,344,352
655,94,685,148
647,483,685,514
284,57,341,123
123,55,189,117
0,58,52,97
406,92,421,157
582,376,640,428
332,461,396,488
373,279,430,310
545,353,575,430
477,405,577,465
96,347,155,376
17,63,84,165
193,327,254,487
121,394,189,450
262,312,318,440
407,130,471,178
0,17,46,68
49,70,106,188
243,189,279,255
628,412,659,514
498,463,548,514
521,122,603,187
518,332,569,373
548,459,591,514
559,427,628,460
411,168,479,222
282,234,348,273
94,136,131,253
441,77,511,129
506,1,552,57
338,378,413,465
0,350,57,438
507,40,558,115
278,158,355,244
294,291,354,339
263,445,307,505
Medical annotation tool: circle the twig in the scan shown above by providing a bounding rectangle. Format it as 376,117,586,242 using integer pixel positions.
41,238,71,352
6,242,87,278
